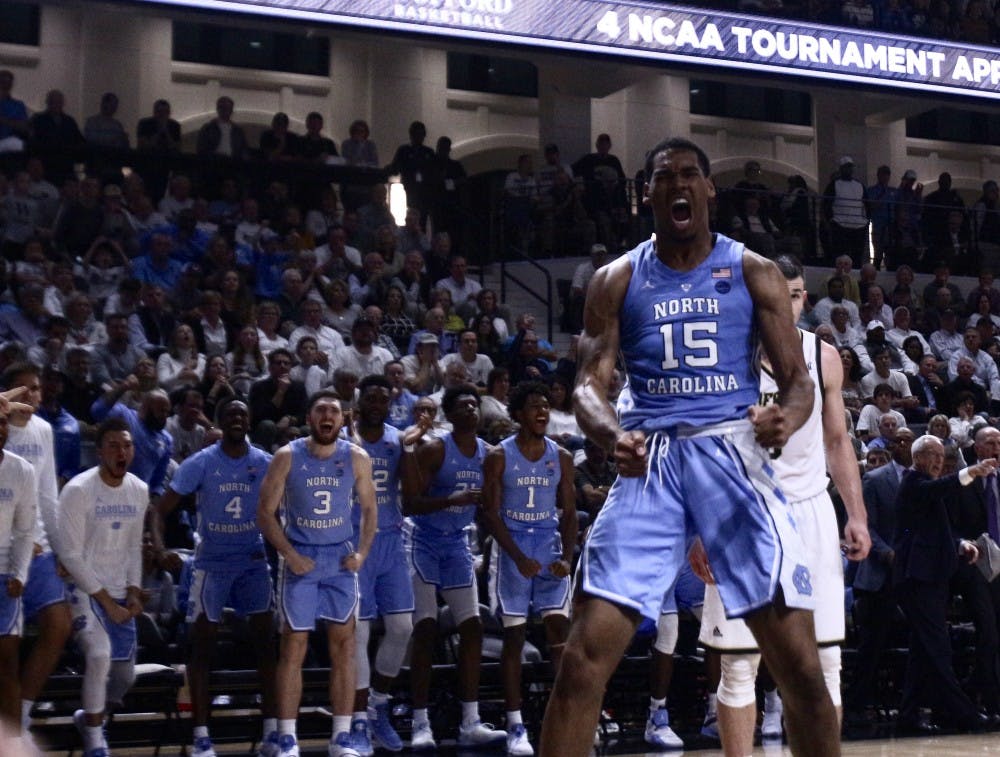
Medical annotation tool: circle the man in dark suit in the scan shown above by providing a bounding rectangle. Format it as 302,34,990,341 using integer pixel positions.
906,354,945,423
892,434,995,732
845,427,914,717
951,425,1000,714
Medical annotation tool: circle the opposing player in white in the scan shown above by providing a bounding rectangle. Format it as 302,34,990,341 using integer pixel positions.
57,418,148,757
692,254,871,756
0,397,38,754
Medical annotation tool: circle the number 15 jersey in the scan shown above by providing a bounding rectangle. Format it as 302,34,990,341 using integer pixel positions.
169,442,273,570
617,234,760,433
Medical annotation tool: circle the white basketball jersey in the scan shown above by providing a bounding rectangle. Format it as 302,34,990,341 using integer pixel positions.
759,329,827,502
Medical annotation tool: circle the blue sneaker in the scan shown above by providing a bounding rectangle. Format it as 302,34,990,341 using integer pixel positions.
328,730,361,757
506,723,534,755
349,718,373,757
645,708,683,750
368,701,403,752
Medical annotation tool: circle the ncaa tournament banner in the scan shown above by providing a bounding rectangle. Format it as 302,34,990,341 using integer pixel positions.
138,0,1000,99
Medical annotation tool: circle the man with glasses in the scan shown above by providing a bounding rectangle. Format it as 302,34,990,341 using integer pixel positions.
248,349,308,452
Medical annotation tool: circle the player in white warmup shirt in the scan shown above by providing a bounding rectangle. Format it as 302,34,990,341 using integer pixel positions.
692,254,871,756
0,362,72,743
0,396,38,754
57,418,148,757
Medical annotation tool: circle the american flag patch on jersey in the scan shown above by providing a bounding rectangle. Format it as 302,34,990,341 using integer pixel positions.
711,267,732,278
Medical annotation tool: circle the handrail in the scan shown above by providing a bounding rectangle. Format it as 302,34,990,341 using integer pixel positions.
499,245,553,344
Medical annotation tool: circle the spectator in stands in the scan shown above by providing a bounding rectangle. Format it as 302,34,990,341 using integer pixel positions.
60,348,101,432
315,224,362,281
83,92,128,150
78,237,130,315
407,307,456,356
923,264,964,317
317,278,360,344
136,99,180,154
922,172,964,256
507,329,553,385
430,136,467,240
289,335,327,397
1,172,41,261
190,290,229,358
91,383,172,499
0,284,48,348
64,292,106,350
349,251,389,308
402,333,443,396
226,325,267,397
830,305,862,349
732,192,778,258
387,120,436,219
55,176,103,256
886,306,931,356
157,174,194,223
732,160,771,213
973,180,1000,273
293,111,335,165
248,348,307,450
892,169,924,270
860,345,915,406
866,411,906,451
865,165,896,270
472,289,509,340
907,354,944,422
550,170,597,257
856,383,907,443
865,285,893,329
251,301,286,359
341,119,379,168
335,315,395,380
218,269,255,328
968,293,1000,333
0,69,30,152
26,158,60,229
196,96,248,160
391,250,430,315
440,329,493,388
397,207,429,256
259,111,300,163
812,275,862,329
891,263,922,312
37,365,82,486
384,360,416,430
379,284,418,356
966,271,1000,316
127,283,176,356
289,298,345,370
197,355,239,422
567,243,609,334
839,347,865,419
156,324,204,393
357,184,395,253
93,312,146,386
29,90,84,183
26,316,69,373
133,232,183,291
504,154,538,251
778,174,816,260
435,255,481,320
941,356,991,417
823,156,869,266
546,372,583,451
575,437,617,522
572,133,627,244
948,325,1000,393
165,389,210,463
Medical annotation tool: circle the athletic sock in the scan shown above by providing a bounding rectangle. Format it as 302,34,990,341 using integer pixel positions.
507,710,523,727
21,700,33,730
706,693,718,717
649,697,667,717
412,708,429,727
193,725,209,740
332,715,351,738
85,724,104,751
278,718,297,737
263,717,277,739
461,700,480,726
369,689,389,707
764,689,782,713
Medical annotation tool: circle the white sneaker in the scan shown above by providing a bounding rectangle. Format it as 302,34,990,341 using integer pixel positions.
410,720,436,751
762,705,784,739
257,730,281,757
192,736,217,757
328,730,361,757
506,723,534,756
645,708,684,750
276,733,300,757
458,720,507,747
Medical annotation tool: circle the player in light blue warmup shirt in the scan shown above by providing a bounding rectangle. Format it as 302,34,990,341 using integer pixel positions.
539,137,839,757
258,390,376,757
345,375,426,756
482,381,577,757
155,399,278,757
402,384,507,751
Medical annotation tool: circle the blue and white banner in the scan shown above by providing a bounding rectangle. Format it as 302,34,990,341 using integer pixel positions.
136,0,1000,99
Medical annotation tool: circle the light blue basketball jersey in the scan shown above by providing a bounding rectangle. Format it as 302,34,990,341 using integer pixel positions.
412,433,487,535
352,424,403,532
499,435,560,532
169,442,272,569
283,438,354,546
617,235,760,432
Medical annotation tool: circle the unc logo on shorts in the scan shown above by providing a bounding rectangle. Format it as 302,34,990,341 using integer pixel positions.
792,564,812,596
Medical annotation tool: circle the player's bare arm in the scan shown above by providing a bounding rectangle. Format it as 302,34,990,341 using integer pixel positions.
819,339,871,561
481,446,540,578
402,438,482,514
257,446,314,576
744,252,814,446
574,258,646,476
345,445,376,572
552,448,578,578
